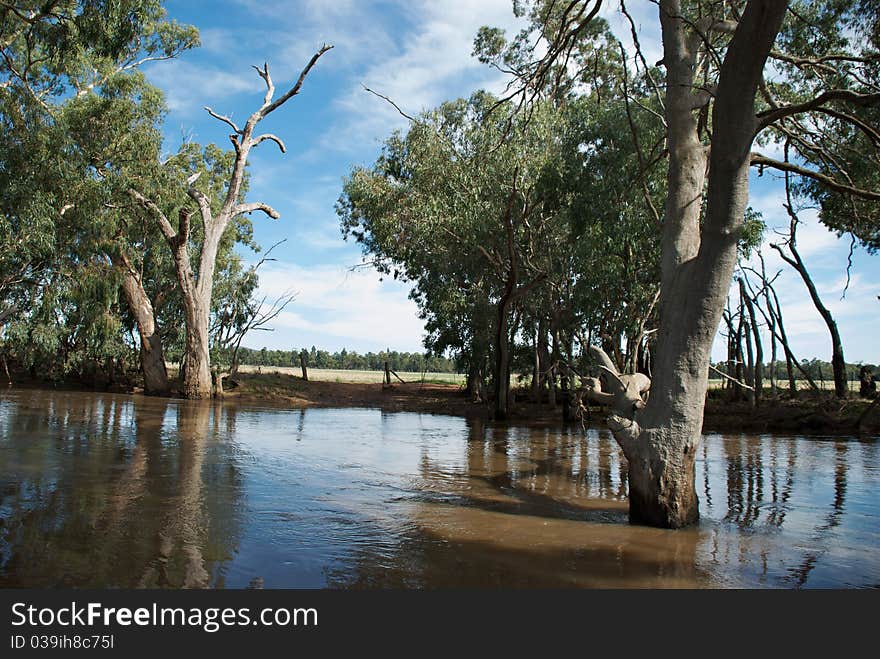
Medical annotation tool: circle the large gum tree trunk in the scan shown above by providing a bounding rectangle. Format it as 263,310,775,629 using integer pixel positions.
115,257,170,395
179,220,220,400
605,0,788,528
181,295,212,399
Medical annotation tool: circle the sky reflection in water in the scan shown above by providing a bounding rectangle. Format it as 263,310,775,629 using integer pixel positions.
0,390,877,588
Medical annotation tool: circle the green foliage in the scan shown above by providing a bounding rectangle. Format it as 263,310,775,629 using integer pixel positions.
738,207,766,259
0,1,205,384
760,0,880,251
339,93,578,388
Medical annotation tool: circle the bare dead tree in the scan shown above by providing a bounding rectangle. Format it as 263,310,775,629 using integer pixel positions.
771,144,849,398
740,276,763,404
740,262,819,394
129,44,332,398
212,290,296,396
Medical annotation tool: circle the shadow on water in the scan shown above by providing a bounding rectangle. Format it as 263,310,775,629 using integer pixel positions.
327,418,706,588
1,390,878,588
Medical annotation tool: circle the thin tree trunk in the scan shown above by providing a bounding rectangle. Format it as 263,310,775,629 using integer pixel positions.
738,283,755,406
531,322,541,402
561,333,574,423
743,317,756,406
773,187,848,397
538,319,551,405
769,321,778,396
741,278,763,404
493,285,514,420
735,296,746,401
765,285,798,395
300,350,309,381
549,322,559,407
116,259,170,395
722,305,739,398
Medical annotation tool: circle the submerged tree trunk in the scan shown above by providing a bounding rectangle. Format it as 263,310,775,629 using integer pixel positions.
115,257,170,395
601,0,788,528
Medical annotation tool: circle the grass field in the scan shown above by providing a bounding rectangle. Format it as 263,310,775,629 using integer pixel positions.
234,367,851,391
235,364,466,385
706,378,864,392
182,363,856,393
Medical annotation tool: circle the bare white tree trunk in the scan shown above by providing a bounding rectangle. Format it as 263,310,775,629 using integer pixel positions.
130,46,332,399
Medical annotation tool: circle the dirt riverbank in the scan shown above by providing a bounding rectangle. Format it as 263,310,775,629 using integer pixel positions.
6,369,879,434
222,372,879,435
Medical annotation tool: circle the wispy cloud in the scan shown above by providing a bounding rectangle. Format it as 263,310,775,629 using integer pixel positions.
314,0,526,156
146,1,879,360
248,260,425,352
145,59,264,115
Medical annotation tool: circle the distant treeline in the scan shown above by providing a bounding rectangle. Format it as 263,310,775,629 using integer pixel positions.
235,347,874,380
235,346,458,373
711,359,876,382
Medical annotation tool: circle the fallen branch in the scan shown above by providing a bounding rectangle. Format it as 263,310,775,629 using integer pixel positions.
710,364,755,391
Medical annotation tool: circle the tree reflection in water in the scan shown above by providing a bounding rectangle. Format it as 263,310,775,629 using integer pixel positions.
326,416,707,588
0,393,244,588
1,392,878,588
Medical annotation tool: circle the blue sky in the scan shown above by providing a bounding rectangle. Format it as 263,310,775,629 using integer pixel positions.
143,1,879,365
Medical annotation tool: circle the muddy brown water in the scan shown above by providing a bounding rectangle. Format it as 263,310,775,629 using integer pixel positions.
0,389,877,588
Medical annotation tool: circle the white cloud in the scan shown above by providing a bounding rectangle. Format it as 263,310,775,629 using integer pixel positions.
317,0,527,155
248,260,426,351
144,59,264,114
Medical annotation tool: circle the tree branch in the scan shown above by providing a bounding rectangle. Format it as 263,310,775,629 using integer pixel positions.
234,201,280,219
363,85,418,122
204,106,242,134
756,90,880,131
252,133,286,153
128,188,176,243
750,153,880,200
186,186,213,227
260,44,333,118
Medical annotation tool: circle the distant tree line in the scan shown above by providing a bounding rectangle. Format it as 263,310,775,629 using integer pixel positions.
711,360,876,386
231,346,458,373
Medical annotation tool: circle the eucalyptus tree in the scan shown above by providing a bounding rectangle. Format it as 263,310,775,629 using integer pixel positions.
340,93,569,419
1,1,197,387
755,0,880,251
56,71,181,392
560,91,665,374
482,0,879,527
